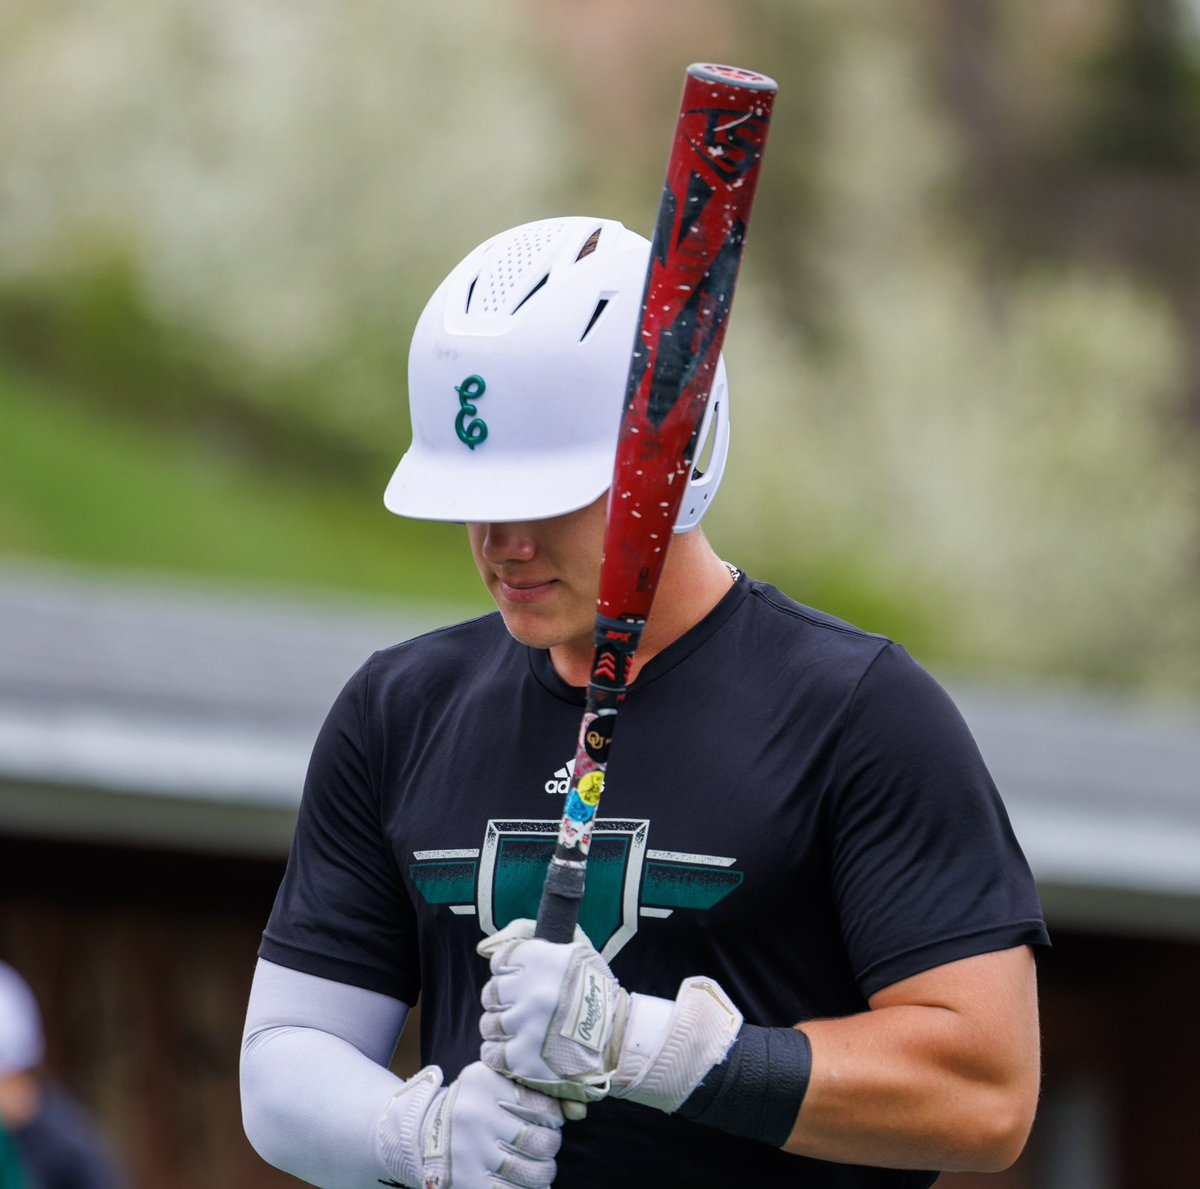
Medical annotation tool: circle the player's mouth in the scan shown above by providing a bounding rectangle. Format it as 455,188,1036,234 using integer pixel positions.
496,577,558,604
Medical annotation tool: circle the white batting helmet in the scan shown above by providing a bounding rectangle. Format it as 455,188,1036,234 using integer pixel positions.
384,216,729,533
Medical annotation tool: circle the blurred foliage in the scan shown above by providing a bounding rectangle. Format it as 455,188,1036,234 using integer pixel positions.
0,253,388,473
0,0,1197,699
0,0,575,453
1076,0,1200,173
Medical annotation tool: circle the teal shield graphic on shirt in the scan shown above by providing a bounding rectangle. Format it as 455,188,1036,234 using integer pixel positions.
408,817,743,962
479,819,648,960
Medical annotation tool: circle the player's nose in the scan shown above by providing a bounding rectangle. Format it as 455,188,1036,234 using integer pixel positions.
477,522,538,564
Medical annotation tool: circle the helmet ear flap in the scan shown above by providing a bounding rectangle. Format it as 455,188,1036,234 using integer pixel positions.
674,359,730,534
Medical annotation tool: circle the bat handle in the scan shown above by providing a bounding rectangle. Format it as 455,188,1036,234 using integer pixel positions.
534,858,586,942
532,615,643,944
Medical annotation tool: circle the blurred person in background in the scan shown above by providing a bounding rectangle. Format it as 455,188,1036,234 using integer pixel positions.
0,962,127,1189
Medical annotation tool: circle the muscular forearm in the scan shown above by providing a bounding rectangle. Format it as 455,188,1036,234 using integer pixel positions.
787,1009,1034,1170
782,950,1041,1172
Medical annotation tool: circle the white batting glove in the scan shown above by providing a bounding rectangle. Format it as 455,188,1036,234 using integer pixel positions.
478,918,621,1112
378,1060,564,1189
478,919,743,1114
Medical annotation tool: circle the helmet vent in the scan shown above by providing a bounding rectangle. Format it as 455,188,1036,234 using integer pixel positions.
580,298,610,341
576,228,602,261
474,221,566,314
512,273,549,314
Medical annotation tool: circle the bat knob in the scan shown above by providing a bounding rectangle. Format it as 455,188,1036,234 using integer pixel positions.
688,63,779,92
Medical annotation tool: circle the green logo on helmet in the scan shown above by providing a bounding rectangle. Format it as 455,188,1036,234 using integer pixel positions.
455,375,488,450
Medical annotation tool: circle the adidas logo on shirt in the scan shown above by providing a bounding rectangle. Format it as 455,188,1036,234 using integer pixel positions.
544,758,575,795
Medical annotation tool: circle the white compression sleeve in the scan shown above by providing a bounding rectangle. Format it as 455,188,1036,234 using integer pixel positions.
240,958,412,1188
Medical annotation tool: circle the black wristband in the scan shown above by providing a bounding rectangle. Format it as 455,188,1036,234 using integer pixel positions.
676,1023,812,1148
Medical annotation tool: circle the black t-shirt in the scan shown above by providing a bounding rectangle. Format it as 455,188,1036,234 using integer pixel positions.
262,576,1049,1187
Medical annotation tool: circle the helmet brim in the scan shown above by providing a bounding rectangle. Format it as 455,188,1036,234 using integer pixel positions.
383,441,613,524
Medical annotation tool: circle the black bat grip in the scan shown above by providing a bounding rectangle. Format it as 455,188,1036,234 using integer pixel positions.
534,861,585,942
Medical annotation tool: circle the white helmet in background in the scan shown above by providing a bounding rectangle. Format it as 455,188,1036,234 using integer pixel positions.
384,216,730,533
0,962,44,1077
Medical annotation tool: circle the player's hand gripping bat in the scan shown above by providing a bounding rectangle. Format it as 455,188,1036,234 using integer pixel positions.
535,63,777,943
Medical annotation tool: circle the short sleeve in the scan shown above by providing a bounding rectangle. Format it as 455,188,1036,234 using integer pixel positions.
828,644,1049,998
259,658,420,1003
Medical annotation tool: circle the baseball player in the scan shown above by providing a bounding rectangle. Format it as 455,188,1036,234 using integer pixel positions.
241,216,1049,1187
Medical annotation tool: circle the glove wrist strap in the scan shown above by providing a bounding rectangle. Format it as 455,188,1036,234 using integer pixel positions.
677,1023,812,1148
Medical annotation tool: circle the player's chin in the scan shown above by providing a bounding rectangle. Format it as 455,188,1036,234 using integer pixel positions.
496,610,563,650
493,605,585,652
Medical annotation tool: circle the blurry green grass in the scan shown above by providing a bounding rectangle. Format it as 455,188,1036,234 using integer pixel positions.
0,361,490,612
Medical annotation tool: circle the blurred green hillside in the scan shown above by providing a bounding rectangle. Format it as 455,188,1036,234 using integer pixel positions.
0,357,488,611
1,0,1197,698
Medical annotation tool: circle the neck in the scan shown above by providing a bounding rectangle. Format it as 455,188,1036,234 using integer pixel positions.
550,529,735,687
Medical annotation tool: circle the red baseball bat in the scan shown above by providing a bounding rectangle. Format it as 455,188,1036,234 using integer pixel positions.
535,63,777,943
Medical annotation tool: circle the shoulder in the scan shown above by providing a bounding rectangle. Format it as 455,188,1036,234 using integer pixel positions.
374,608,511,666
729,578,966,733
307,610,518,751
743,579,885,640
345,609,516,696
737,577,894,683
